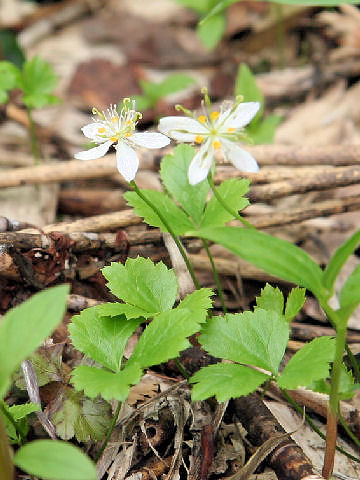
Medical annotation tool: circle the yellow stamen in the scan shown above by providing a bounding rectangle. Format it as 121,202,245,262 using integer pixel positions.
213,140,221,150
111,116,119,123
195,135,204,144
110,136,117,142
126,120,132,125
227,127,236,133
210,111,219,120
198,115,206,124
98,127,106,133
125,132,131,137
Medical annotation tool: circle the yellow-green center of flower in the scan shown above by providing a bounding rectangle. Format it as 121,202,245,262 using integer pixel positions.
195,135,204,144
213,140,221,150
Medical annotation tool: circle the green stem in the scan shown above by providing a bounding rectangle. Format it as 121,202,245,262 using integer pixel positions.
129,180,200,290
26,107,41,163
282,389,360,464
207,173,255,229
201,238,227,313
95,401,122,462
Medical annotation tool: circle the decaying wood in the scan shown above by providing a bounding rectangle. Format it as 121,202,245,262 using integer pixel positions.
232,394,321,480
291,322,360,343
58,188,127,215
67,294,102,311
125,456,172,480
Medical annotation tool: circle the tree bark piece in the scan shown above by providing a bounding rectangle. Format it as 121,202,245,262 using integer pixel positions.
58,188,127,216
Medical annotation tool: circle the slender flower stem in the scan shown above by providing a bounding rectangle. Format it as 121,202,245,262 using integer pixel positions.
129,180,200,290
95,401,122,462
26,107,41,163
201,239,227,314
207,173,255,229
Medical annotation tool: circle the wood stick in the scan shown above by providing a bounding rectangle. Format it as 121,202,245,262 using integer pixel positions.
291,322,360,343
58,188,126,216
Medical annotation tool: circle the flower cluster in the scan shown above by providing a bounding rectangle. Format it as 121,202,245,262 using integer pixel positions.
75,93,260,184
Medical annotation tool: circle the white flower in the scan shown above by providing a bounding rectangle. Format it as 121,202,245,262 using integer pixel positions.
75,100,170,182
158,96,260,185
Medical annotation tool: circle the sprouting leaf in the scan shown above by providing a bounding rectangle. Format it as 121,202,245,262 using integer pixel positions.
160,144,209,224
284,287,306,322
101,257,178,314
200,178,249,228
3,402,40,443
322,230,360,294
19,56,59,108
235,63,264,121
176,288,213,323
51,388,111,442
96,302,148,320
199,309,289,374
197,12,226,50
190,363,269,401
4,403,40,421
0,284,69,397
255,284,284,316
14,440,96,480
339,263,360,314
69,307,142,372
125,189,194,235
71,363,142,401
189,227,326,297
128,307,202,369
277,337,335,390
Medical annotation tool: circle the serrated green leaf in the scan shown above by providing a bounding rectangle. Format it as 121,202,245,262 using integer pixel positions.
199,309,289,374
190,364,269,401
0,284,69,397
125,189,194,235
96,302,148,319
284,287,306,322
339,263,360,311
71,363,142,401
129,308,201,369
189,227,326,297
5,403,40,421
160,144,209,224
249,115,282,144
102,257,178,314
322,230,360,294
255,284,284,316
235,64,264,121
14,440,96,480
176,288,213,323
277,337,335,390
51,388,111,442
200,178,249,228
0,61,20,103
197,13,226,50
19,56,58,109
69,307,142,372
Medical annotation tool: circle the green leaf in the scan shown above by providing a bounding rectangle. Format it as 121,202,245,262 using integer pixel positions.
101,257,178,314
14,440,96,480
69,307,142,372
277,337,335,390
51,388,111,442
197,13,226,50
255,284,284,316
129,308,201,369
199,309,289,374
176,288,213,323
96,302,148,319
0,61,20,103
19,56,59,109
339,264,360,311
157,73,195,97
322,230,360,294
0,284,69,397
5,403,40,421
284,287,306,322
125,189,194,235
189,226,326,297
191,363,269,401
249,115,282,144
71,363,142,401
235,64,264,121
132,94,152,111
200,178,249,228
160,144,209,224
172,0,210,14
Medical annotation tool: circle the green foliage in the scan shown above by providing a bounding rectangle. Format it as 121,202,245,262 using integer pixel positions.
311,365,359,400
160,145,209,224
235,63,282,144
69,259,213,401
189,226,326,298
133,73,195,111
0,61,19,103
13,440,96,480
277,337,336,389
284,287,306,322
339,264,360,319
0,285,69,397
19,56,59,108
2,402,40,444
255,284,284,316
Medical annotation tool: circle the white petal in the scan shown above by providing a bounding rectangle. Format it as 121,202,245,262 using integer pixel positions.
158,116,207,142
130,132,170,149
222,140,259,172
221,102,260,130
188,141,214,185
81,122,107,141
115,141,139,182
74,140,113,160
